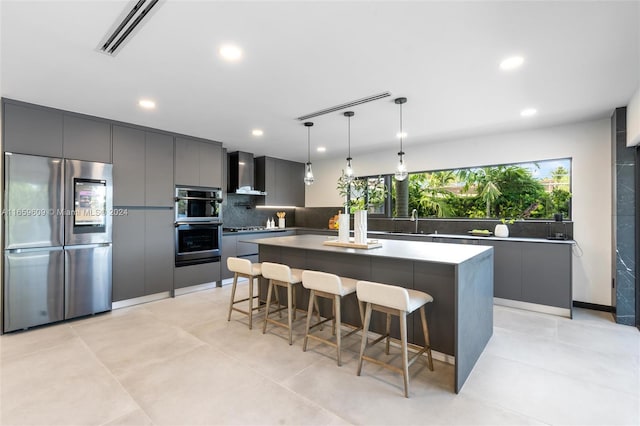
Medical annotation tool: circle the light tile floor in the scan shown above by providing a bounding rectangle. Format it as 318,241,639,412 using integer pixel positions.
1,281,639,426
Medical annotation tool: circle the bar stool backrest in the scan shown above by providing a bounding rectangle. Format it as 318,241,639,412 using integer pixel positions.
302,270,343,295
261,262,293,282
227,257,254,275
356,280,410,312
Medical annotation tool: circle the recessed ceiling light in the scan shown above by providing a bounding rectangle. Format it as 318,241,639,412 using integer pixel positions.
252,129,263,136
219,44,242,61
316,146,326,153
520,108,537,117
138,99,155,109
396,132,407,138
500,56,524,71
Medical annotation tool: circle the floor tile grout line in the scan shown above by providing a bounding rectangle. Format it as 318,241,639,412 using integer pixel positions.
72,324,158,426
483,350,640,400
0,323,79,362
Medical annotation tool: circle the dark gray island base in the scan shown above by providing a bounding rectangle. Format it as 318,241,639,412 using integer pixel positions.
249,234,494,393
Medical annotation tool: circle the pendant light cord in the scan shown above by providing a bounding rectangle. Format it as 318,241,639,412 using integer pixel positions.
307,126,311,163
399,101,403,156
347,115,351,159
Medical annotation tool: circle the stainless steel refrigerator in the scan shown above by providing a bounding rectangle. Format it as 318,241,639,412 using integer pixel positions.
3,153,113,333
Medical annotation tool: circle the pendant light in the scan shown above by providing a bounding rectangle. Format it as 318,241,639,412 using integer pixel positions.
303,121,315,186
344,111,355,182
394,97,408,181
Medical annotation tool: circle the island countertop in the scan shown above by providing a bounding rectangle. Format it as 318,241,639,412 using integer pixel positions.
246,234,492,265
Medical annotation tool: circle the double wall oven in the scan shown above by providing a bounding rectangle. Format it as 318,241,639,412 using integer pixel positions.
174,186,222,267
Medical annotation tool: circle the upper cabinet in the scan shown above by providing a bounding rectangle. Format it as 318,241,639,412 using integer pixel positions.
255,156,304,207
2,100,111,163
3,101,64,157
175,137,223,188
63,114,111,163
113,125,175,207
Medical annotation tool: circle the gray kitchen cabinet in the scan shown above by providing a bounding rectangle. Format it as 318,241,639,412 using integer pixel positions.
487,240,523,300
112,211,146,302
63,114,111,163
113,209,175,302
144,210,174,294
199,142,223,188
221,235,237,280
3,101,63,157
113,126,174,207
522,243,572,308
255,156,305,206
113,125,146,206
174,262,221,290
175,137,223,188
175,137,200,186
428,235,572,312
145,131,174,206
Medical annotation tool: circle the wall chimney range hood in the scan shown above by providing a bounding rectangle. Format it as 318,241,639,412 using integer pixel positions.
227,151,266,195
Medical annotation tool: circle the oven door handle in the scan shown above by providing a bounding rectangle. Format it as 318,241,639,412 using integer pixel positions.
175,221,222,227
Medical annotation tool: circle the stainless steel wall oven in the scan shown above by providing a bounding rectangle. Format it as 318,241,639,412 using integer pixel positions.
174,222,222,267
175,186,222,222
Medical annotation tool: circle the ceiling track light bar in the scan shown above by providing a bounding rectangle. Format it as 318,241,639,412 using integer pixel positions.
101,0,159,55
296,91,391,121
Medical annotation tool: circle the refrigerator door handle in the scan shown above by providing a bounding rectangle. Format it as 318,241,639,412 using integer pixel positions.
63,243,111,250
5,246,64,254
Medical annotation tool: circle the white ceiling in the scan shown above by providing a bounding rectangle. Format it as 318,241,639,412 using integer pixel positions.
1,1,639,163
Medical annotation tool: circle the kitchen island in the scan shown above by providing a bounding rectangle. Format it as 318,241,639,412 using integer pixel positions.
249,234,494,393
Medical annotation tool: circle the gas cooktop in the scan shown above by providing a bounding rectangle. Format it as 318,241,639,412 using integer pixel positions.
223,226,267,232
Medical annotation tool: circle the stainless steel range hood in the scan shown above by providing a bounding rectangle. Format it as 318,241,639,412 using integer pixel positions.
227,151,266,195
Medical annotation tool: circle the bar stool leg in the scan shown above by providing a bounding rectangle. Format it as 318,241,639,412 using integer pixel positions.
314,298,322,331
335,294,342,366
287,282,294,345
420,306,434,371
247,275,255,329
227,273,239,322
331,300,336,336
357,302,373,376
385,313,391,355
262,280,274,334
400,312,410,398
303,290,315,352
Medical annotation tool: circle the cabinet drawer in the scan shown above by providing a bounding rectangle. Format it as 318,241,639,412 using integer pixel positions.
237,241,259,257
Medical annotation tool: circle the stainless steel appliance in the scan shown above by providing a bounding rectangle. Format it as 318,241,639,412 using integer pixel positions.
227,151,266,195
3,153,113,333
175,186,222,222
175,222,222,267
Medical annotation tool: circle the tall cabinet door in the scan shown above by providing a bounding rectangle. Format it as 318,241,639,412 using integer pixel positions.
145,131,174,206
113,126,145,206
3,248,64,332
4,153,63,249
112,211,145,301
145,210,174,295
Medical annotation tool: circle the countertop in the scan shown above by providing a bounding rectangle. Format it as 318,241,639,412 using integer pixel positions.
246,234,492,265
428,233,576,244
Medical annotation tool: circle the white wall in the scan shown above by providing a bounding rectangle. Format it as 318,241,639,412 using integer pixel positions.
306,118,612,306
627,86,640,146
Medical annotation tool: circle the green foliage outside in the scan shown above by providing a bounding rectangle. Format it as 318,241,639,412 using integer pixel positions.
401,163,571,219
337,174,387,214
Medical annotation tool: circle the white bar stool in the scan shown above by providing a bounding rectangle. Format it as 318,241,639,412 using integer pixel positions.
301,270,363,366
261,262,305,345
227,257,263,330
356,280,434,398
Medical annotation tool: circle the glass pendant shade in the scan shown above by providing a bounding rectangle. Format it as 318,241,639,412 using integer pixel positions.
303,121,314,186
393,97,408,182
304,162,314,186
344,158,354,182
395,153,408,181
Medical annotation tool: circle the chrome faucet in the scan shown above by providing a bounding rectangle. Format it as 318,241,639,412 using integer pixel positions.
410,209,419,233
